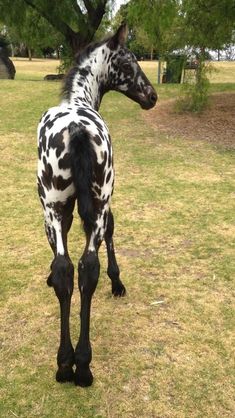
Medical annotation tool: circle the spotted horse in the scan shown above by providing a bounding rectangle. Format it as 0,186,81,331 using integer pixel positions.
37,24,157,387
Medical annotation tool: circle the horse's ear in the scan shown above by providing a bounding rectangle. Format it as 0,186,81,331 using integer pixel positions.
116,23,128,45
108,23,128,49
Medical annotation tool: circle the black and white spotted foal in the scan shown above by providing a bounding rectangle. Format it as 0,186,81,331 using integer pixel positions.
37,24,157,387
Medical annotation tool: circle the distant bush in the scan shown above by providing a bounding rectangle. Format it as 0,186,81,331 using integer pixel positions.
176,59,211,113
0,35,11,57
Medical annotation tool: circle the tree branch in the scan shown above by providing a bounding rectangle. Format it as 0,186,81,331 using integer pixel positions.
23,0,76,39
71,0,83,18
21,0,109,53
83,0,95,15
84,0,108,31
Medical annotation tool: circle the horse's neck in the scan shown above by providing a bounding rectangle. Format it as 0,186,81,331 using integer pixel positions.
69,46,109,111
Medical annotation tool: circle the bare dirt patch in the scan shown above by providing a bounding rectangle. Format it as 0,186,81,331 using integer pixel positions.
147,92,235,149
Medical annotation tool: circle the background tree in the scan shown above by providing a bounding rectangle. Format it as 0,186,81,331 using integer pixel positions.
178,0,235,111
127,0,181,82
181,0,235,53
0,0,111,57
2,9,64,60
127,0,235,110
112,3,156,59
0,33,16,78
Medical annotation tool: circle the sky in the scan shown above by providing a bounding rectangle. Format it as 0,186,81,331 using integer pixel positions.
112,0,129,15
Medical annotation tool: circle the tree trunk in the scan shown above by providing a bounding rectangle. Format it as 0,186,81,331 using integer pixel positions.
28,47,32,61
157,58,161,84
23,0,108,56
10,44,15,57
68,34,82,54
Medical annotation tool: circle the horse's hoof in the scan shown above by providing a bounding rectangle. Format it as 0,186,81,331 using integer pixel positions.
56,366,74,383
74,367,93,387
112,282,126,297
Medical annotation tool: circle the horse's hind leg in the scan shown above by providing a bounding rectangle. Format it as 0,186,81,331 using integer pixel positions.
105,210,126,297
74,227,101,387
44,198,75,383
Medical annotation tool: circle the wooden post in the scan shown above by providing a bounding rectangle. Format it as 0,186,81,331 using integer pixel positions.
28,47,32,61
157,58,161,84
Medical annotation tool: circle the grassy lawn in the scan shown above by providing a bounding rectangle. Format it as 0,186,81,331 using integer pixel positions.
0,59,234,418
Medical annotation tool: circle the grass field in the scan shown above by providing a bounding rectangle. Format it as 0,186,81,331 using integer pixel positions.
12,57,235,83
0,59,234,418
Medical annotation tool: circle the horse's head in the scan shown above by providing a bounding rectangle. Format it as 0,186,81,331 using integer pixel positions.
107,24,157,110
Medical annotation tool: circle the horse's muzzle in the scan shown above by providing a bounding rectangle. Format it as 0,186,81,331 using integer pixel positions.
141,85,158,109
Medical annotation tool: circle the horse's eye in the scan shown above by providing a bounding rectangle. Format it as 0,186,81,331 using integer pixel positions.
122,62,132,72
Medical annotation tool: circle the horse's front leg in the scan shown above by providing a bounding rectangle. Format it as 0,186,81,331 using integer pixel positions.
105,210,126,297
74,228,101,387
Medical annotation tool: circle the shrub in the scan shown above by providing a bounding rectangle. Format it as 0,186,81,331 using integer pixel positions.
176,58,211,113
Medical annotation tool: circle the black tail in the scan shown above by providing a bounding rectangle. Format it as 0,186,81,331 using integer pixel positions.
69,122,95,233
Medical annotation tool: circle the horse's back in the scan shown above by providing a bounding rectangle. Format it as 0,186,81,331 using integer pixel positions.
38,103,110,154
37,104,113,209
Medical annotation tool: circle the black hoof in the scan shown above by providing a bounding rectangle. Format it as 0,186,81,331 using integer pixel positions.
112,281,126,297
74,367,93,387
56,366,74,383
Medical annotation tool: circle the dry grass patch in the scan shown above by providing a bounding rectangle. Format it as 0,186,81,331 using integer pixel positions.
12,58,60,80
146,92,235,149
139,60,235,84
209,61,235,83
0,59,234,418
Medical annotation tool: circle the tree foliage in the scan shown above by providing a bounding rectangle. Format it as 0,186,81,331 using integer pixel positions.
127,0,235,57
0,0,111,56
2,8,64,58
179,0,235,111
181,0,235,51
127,0,235,110
110,3,153,58
127,0,181,57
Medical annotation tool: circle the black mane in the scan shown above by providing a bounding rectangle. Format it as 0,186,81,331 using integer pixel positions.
62,36,111,100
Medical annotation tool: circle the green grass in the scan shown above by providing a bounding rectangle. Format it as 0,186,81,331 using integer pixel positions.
0,60,234,418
